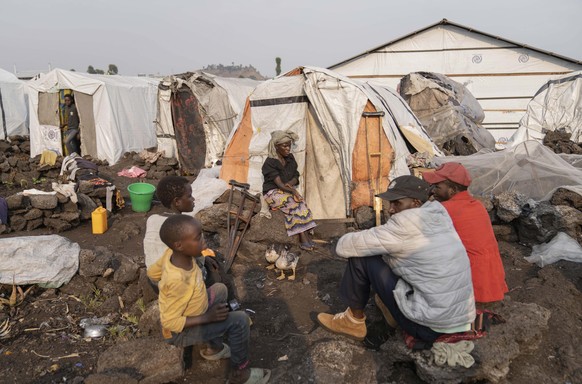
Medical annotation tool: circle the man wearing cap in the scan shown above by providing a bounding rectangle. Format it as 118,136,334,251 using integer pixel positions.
317,175,475,343
423,162,508,304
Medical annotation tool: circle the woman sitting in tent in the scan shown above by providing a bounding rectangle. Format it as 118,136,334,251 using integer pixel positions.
262,130,317,251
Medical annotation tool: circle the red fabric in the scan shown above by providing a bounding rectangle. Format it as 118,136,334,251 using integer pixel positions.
442,192,509,303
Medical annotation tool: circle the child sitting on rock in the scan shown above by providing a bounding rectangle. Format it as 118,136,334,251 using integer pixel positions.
143,176,225,290
147,215,270,384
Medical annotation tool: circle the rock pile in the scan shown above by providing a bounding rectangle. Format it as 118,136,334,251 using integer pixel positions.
543,130,582,154
482,189,582,245
122,151,181,179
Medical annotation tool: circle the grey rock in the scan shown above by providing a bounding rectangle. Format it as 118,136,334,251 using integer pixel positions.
309,339,377,384
96,337,184,384
114,253,140,284
79,248,114,277
138,300,161,336
62,200,79,212
494,191,527,223
245,210,295,245
121,284,140,308
26,218,44,231
354,206,375,230
138,268,158,305
85,372,139,384
43,218,72,232
29,194,58,210
237,240,268,264
117,221,141,242
5,193,23,209
195,203,230,233
555,205,582,244
23,208,43,220
51,211,81,222
492,225,518,243
0,224,9,234
381,300,551,384
9,215,26,231
515,201,559,244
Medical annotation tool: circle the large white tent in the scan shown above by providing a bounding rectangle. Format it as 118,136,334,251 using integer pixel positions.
156,72,261,173
221,66,441,219
329,19,582,143
27,69,159,165
0,68,28,139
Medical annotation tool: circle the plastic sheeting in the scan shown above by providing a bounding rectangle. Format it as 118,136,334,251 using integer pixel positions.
27,69,159,165
189,166,228,217
0,235,80,288
435,141,582,200
525,232,582,267
221,66,442,219
511,71,582,146
399,72,495,154
156,72,261,168
0,68,28,139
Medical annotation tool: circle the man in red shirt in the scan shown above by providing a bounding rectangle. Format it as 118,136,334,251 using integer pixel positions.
423,162,508,303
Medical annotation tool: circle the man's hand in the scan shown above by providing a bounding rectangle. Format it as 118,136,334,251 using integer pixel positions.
205,256,220,272
205,304,229,323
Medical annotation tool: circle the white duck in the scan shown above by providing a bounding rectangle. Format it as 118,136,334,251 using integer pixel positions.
264,244,299,280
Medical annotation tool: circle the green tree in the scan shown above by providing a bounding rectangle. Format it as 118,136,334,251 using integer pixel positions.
94,69,105,75
275,57,282,76
107,64,118,75
87,65,96,74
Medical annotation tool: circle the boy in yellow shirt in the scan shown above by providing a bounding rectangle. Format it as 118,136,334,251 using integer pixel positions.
147,215,270,384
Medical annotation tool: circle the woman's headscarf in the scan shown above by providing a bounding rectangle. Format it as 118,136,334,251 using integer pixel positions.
267,129,299,159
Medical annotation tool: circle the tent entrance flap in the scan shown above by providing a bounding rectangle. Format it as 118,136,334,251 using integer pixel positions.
171,86,206,174
304,105,346,220
76,92,97,158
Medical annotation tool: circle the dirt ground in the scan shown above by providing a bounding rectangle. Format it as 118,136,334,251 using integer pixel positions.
1,167,582,384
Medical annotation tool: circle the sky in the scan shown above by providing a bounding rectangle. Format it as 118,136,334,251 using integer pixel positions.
2,0,581,78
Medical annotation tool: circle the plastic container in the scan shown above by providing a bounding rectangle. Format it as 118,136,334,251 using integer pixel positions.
127,183,156,212
91,207,108,234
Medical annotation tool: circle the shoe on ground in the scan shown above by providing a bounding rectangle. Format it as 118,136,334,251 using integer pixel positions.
316,308,367,341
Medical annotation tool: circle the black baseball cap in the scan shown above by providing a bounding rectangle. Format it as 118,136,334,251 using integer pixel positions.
376,175,430,202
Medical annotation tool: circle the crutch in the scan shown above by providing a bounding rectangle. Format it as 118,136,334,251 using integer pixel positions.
225,180,260,271
363,111,385,226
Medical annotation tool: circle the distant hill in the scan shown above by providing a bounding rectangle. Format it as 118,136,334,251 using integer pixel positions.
201,64,267,80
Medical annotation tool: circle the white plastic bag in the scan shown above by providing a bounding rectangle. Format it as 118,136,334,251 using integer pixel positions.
525,232,582,267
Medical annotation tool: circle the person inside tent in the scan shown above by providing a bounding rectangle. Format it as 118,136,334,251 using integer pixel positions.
423,162,508,305
262,130,317,251
316,176,475,347
61,94,81,155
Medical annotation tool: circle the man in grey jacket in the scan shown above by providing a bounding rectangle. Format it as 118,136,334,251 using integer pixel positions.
317,176,475,345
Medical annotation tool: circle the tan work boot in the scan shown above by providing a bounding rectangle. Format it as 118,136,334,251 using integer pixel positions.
374,294,398,328
316,308,367,341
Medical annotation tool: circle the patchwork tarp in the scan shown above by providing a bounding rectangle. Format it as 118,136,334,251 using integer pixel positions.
27,69,159,165
0,68,28,139
511,71,582,145
221,66,441,219
399,72,495,155
156,72,261,173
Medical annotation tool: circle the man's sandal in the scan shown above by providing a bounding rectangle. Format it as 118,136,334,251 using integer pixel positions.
199,343,231,361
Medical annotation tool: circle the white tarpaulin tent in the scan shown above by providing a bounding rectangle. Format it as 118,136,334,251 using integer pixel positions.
329,19,582,143
221,66,441,219
27,69,159,165
0,68,28,139
156,72,260,173
510,72,582,145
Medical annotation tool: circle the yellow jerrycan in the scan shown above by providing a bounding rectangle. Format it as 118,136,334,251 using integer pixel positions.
91,207,108,234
